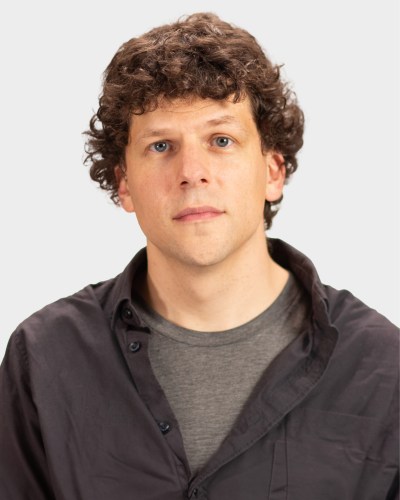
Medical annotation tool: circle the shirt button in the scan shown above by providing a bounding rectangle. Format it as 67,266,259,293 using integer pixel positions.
128,341,141,353
158,421,171,434
122,307,133,320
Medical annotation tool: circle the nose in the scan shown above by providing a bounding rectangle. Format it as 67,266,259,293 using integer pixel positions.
175,142,211,189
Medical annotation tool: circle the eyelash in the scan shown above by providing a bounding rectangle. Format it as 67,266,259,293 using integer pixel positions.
148,136,234,153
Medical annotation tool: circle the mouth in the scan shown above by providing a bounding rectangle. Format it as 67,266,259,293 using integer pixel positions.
172,206,225,222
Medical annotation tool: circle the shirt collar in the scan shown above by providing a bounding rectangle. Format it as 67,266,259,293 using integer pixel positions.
108,247,148,331
268,238,330,329
107,238,331,331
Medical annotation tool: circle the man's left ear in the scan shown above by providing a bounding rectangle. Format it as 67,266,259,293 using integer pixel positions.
265,151,286,202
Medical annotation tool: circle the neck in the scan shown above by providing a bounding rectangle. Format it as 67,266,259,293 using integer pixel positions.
138,233,289,332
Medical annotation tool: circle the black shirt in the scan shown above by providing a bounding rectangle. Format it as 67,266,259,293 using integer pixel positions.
0,239,398,499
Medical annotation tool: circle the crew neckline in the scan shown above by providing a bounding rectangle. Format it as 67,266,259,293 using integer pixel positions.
131,272,304,347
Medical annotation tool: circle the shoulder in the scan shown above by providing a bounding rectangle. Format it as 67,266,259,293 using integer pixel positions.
8,276,118,357
323,285,399,364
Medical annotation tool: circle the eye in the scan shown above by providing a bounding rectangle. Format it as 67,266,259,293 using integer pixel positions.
149,141,170,153
213,136,233,148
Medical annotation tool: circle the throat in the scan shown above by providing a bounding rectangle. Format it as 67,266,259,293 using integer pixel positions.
134,252,289,332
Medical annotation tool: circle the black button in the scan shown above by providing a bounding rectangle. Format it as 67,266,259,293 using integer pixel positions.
187,488,198,499
128,341,141,353
158,421,171,434
122,307,133,320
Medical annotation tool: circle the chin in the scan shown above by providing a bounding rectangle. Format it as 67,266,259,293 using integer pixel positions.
173,246,232,269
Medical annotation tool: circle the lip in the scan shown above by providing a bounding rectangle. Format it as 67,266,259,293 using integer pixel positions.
173,206,225,221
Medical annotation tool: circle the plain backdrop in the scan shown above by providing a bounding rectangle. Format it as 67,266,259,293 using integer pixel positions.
1,0,399,358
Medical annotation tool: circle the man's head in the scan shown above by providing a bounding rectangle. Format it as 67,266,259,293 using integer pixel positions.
84,12,304,229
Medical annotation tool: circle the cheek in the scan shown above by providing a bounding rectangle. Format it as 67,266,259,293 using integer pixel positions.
230,159,267,197
131,167,172,196
129,178,168,222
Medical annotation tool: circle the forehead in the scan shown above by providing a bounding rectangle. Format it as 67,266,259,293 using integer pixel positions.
129,95,257,138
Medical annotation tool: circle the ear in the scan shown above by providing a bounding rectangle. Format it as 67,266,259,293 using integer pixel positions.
114,165,135,213
265,152,286,202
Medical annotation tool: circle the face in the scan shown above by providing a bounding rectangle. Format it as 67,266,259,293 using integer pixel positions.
117,96,285,268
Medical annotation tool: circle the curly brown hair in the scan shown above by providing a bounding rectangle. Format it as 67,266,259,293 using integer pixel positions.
84,12,304,229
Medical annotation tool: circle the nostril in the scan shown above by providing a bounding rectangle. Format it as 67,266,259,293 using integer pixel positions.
179,175,209,187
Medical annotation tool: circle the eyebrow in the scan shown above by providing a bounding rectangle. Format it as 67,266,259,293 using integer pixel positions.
135,115,245,141
205,115,238,126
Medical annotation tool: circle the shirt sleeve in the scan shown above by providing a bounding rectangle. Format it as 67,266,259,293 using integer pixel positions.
0,329,56,499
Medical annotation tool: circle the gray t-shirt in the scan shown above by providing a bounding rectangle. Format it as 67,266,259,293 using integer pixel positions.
132,273,310,475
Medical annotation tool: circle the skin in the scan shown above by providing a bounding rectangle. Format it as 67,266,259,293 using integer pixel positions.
116,95,289,331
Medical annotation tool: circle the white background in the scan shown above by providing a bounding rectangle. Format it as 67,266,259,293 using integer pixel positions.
1,0,399,358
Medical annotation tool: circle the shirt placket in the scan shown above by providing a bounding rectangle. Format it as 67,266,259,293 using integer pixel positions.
114,301,191,487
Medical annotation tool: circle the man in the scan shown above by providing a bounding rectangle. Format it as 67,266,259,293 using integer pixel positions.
0,12,398,500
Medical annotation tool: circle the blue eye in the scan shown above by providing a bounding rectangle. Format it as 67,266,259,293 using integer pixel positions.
214,137,232,148
150,141,169,152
